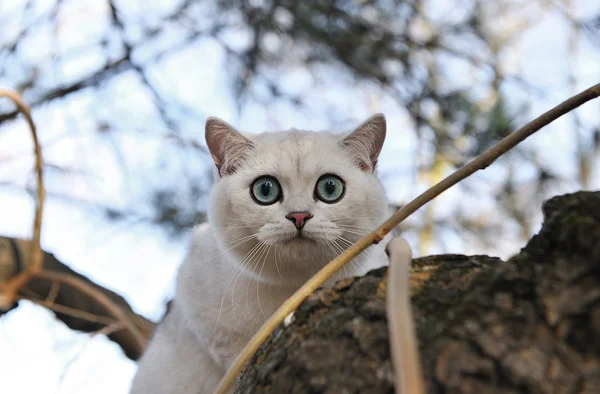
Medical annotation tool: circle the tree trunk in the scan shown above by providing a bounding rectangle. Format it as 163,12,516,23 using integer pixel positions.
236,191,600,394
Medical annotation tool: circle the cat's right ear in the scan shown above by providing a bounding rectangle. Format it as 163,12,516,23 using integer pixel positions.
205,117,253,176
341,113,386,172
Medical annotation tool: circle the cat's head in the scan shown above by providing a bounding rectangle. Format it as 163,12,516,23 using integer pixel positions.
205,115,388,284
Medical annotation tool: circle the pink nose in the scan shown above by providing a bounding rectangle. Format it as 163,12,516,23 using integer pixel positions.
286,212,313,230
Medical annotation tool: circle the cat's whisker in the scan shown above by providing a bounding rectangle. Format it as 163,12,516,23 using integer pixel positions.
213,240,263,331
218,236,261,274
331,238,360,272
240,241,268,315
335,236,369,257
335,225,372,232
332,221,375,226
230,240,266,319
210,235,262,328
332,224,379,238
330,216,381,223
220,235,259,250
203,234,259,263
255,244,271,319
323,240,338,263
218,224,264,230
336,235,372,255
245,241,270,320
274,246,281,277
231,242,263,319
233,240,267,319
327,240,348,277
334,225,373,233
337,229,370,237
337,232,368,239
335,237,370,271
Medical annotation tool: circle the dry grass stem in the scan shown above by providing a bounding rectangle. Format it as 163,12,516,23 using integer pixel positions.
214,82,600,394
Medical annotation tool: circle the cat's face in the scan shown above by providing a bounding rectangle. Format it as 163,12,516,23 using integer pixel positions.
206,115,388,284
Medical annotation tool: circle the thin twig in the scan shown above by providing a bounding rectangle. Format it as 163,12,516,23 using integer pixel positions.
45,279,60,303
17,295,117,325
214,82,600,394
385,238,424,394
0,89,45,308
90,321,126,338
35,270,147,352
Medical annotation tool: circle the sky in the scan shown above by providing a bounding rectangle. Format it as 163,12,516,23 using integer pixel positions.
1,0,600,393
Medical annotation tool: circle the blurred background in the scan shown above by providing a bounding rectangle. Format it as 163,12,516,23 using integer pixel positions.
0,0,599,392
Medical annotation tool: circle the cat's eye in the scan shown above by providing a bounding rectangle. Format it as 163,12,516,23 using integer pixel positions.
315,174,345,203
251,176,282,205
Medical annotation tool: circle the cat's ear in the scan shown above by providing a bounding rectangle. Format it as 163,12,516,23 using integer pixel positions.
341,113,386,172
205,117,253,176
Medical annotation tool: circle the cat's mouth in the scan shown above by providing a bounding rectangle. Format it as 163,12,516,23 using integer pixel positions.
281,231,316,244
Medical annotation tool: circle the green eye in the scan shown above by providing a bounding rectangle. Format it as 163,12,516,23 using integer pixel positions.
251,176,282,205
315,174,345,203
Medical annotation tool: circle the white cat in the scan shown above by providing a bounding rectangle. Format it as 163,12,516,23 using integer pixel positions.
130,114,392,394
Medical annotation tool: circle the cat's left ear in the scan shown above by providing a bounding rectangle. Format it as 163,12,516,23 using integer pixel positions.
205,117,253,176
341,113,386,172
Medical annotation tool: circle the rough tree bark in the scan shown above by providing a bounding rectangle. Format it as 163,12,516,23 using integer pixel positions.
0,237,155,360
236,191,600,394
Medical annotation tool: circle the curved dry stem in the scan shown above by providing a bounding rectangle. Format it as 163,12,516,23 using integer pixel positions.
0,89,45,306
35,270,147,352
17,295,117,326
214,82,600,394
385,238,424,394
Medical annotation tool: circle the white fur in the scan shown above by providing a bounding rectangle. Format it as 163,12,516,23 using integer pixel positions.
131,116,391,394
